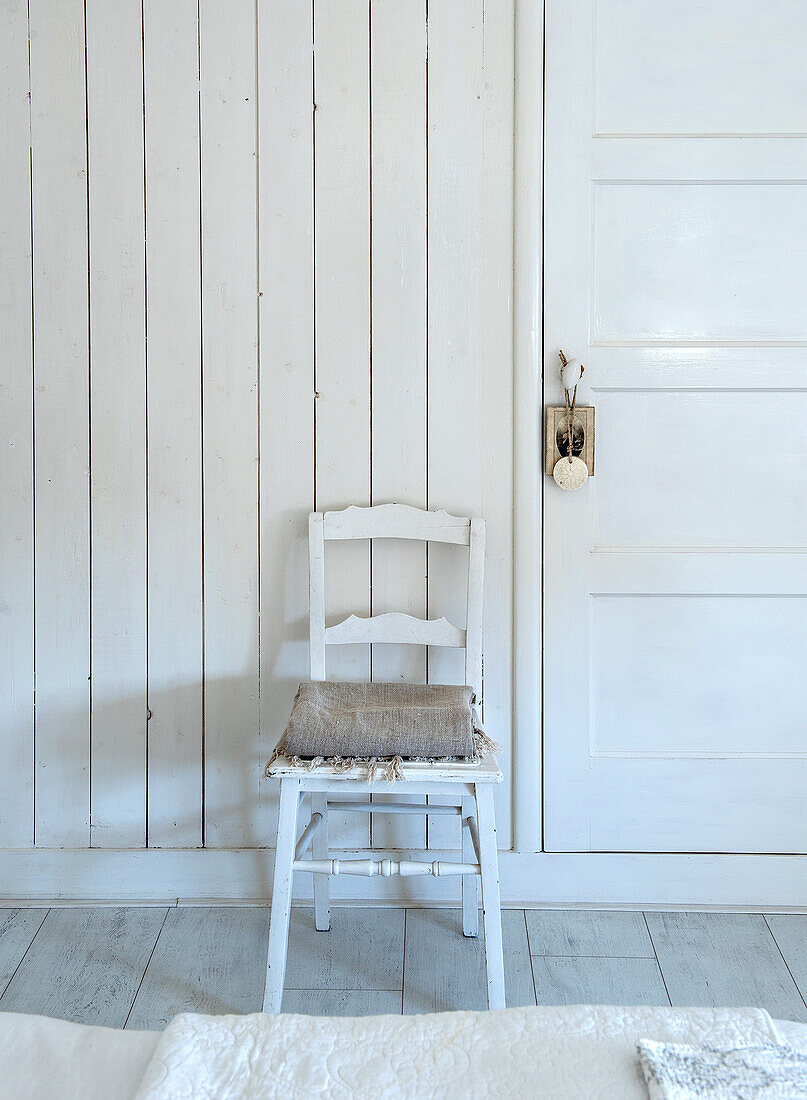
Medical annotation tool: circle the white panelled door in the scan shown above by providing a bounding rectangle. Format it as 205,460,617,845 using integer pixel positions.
544,0,807,853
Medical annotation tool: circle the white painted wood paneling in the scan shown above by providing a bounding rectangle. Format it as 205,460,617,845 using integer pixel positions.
0,0,34,846
475,0,514,849
427,0,483,698
368,0,428,852
29,0,91,847
200,0,260,848
425,0,483,853
143,0,203,847
313,0,372,850
426,0,513,849
0,0,515,885
257,0,315,844
86,0,147,847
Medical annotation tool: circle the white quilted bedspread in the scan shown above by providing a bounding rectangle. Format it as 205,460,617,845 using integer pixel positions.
132,1005,783,1100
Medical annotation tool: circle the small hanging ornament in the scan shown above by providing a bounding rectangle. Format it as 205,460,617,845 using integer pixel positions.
559,357,583,392
553,349,588,491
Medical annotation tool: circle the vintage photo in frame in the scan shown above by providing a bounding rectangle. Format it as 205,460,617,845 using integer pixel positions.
544,405,595,476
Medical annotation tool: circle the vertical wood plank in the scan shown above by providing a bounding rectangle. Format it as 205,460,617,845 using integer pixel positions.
30,0,91,847
143,0,203,847
199,0,260,847
426,0,514,849
476,0,515,849
0,0,34,846
426,0,482,687
425,0,482,851
86,0,147,847
369,0,427,850
257,0,315,844
314,0,371,848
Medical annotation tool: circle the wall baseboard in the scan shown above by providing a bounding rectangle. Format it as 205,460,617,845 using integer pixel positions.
2,848,807,909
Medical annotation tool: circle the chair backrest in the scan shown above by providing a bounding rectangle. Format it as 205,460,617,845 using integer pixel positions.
308,503,485,699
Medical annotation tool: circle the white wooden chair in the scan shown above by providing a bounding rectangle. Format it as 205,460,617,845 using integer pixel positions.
262,504,504,1013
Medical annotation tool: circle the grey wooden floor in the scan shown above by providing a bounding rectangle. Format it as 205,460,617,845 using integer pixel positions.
1,906,806,1030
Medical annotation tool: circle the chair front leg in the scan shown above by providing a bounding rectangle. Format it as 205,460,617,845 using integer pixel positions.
474,783,505,1010
311,792,330,931
263,778,300,1012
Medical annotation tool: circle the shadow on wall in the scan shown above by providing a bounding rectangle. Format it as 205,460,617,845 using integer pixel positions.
64,675,297,852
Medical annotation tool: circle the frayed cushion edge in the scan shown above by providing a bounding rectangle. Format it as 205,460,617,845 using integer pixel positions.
263,726,500,783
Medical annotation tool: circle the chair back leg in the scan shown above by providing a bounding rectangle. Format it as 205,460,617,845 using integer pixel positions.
263,778,300,1012
474,783,506,1009
461,794,479,937
312,792,331,931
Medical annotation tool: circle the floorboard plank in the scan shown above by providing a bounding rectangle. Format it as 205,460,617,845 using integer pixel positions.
403,908,535,1013
283,989,402,1016
284,907,404,993
526,909,654,958
126,907,270,1029
0,907,167,1027
0,909,48,997
765,915,807,1008
647,912,807,1022
532,955,669,1007
502,909,538,1008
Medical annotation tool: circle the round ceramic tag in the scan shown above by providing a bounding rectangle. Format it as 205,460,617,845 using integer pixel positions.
553,455,588,491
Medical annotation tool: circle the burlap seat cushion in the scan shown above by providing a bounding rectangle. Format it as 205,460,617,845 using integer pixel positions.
279,680,478,761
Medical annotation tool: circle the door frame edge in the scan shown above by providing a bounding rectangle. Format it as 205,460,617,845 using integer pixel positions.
512,0,544,853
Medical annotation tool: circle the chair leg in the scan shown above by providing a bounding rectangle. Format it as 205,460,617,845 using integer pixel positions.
312,792,330,931
461,794,478,937
474,783,505,1010
263,778,300,1013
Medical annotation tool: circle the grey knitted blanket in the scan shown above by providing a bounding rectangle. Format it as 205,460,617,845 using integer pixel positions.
638,1040,807,1099
268,682,499,780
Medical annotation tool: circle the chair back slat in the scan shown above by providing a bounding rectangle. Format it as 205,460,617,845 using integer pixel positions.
325,612,466,648
323,503,470,545
309,503,484,698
